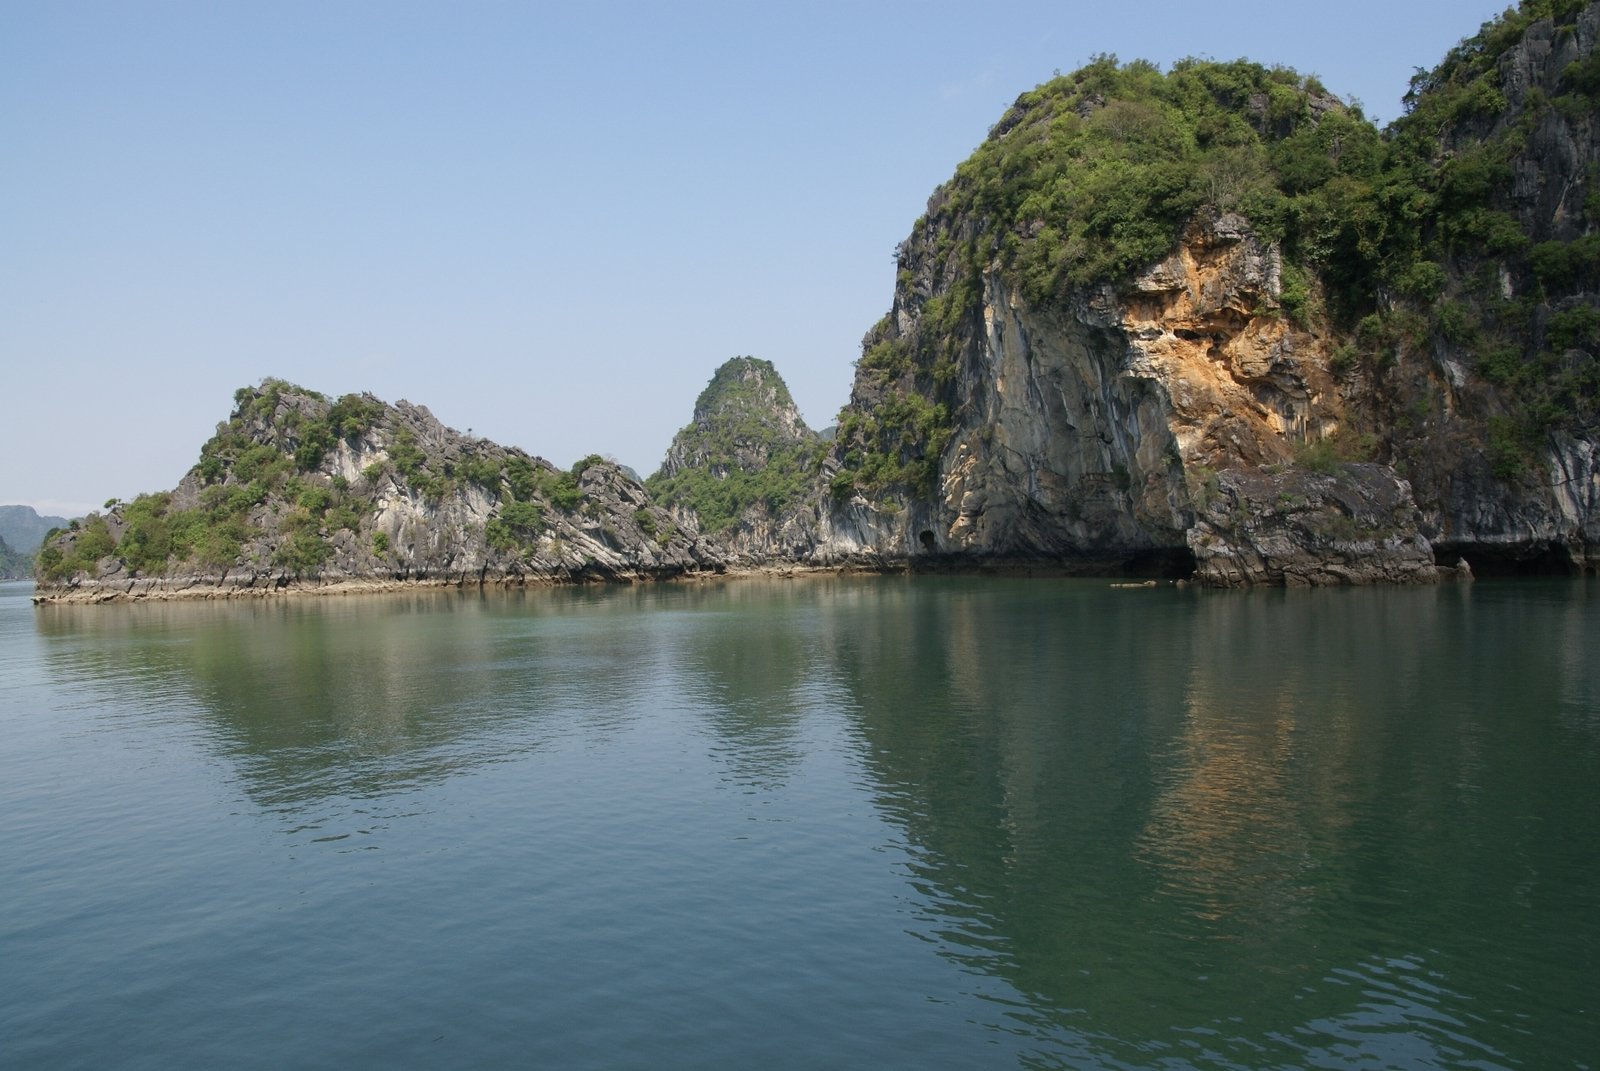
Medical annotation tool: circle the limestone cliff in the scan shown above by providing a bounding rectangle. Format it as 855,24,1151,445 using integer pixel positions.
33,381,726,601
819,2,1599,583
1351,0,1600,570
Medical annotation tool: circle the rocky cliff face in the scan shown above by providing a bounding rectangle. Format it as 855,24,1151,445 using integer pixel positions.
34,381,728,601
1366,0,1600,571
1188,464,1442,587
817,1,1599,583
820,190,1436,581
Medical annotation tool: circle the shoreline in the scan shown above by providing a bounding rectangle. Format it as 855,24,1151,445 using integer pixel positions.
26,554,1208,606
27,563,895,606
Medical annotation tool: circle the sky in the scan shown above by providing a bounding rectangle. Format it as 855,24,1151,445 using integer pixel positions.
3,0,1510,517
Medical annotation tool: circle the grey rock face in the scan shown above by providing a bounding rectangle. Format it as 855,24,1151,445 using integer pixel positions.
819,207,1384,581
1188,465,1440,587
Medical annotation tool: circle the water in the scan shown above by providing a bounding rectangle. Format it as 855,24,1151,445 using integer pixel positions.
1,576,1595,1070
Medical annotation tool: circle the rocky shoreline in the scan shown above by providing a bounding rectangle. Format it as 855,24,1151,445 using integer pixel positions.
26,561,903,606
28,550,1485,606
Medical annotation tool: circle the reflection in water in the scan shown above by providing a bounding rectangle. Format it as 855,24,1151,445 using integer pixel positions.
830,579,1598,1068
34,589,683,819
664,590,819,790
21,577,1600,1069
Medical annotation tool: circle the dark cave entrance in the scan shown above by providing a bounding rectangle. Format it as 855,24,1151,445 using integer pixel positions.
1433,542,1585,577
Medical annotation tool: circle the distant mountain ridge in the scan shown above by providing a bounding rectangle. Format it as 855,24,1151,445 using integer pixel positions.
0,535,29,580
1,504,71,579
0,504,70,555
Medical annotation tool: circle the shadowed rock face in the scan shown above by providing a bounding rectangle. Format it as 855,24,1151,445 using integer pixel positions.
1188,465,1441,587
1365,1,1600,575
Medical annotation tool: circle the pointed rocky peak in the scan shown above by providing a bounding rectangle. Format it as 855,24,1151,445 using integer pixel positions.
648,357,825,536
655,357,817,481
691,356,811,440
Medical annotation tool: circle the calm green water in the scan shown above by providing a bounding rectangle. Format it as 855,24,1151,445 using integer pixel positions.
1,576,1595,1069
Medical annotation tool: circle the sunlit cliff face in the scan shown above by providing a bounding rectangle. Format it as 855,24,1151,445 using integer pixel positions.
1122,216,1343,471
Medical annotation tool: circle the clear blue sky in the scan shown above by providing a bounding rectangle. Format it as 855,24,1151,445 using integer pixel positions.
3,0,1506,516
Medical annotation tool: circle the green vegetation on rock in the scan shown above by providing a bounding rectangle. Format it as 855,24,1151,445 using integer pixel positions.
36,514,116,581
486,499,545,552
831,376,951,499
939,55,1384,310
1371,0,1600,474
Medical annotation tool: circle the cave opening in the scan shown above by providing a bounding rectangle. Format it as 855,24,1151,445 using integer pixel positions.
1433,542,1583,577
1121,546,1197,578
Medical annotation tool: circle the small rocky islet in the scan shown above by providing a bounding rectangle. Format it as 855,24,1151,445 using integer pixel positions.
34,1,1600,602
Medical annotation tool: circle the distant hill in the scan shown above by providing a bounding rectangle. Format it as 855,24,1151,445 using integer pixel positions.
0,504,71,555
0,534,29,579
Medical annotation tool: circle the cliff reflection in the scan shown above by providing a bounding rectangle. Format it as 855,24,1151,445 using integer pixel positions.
32,588,675,812
827,579,1191,1014
659,582,827,790
829,578,1598,1063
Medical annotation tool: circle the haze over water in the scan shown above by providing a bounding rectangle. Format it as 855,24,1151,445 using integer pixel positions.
2,576,1595,1069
